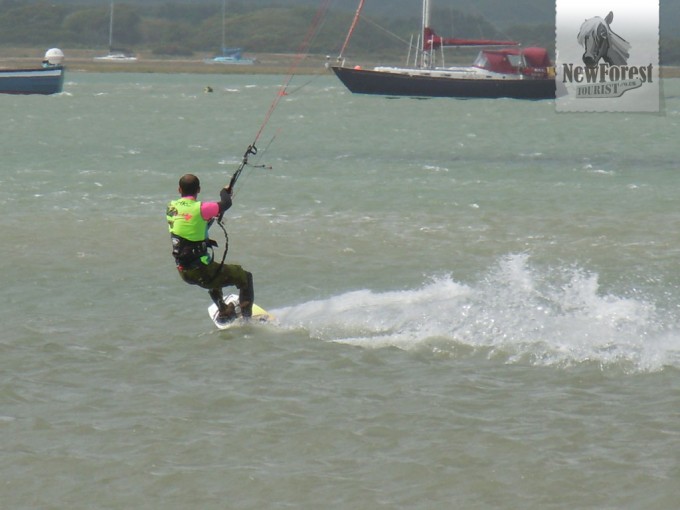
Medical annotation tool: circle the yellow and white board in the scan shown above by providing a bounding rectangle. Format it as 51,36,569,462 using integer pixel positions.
208,294,275,329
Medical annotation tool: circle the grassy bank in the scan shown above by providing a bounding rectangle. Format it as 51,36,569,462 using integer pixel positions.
0,48,337,75
3,47,680,77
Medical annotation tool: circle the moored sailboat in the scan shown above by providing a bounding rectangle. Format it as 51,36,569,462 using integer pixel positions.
204,0,255,65
94,1,137,62
330,0,555,99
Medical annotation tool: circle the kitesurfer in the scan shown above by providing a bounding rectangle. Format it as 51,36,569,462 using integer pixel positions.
166,173,254,323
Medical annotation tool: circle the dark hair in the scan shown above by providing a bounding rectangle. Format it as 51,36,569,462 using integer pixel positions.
179,174,200,196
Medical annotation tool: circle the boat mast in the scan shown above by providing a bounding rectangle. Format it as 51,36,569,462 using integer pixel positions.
221,0,227,54
422,0,431,68
423,0,430,32
108,1,114,51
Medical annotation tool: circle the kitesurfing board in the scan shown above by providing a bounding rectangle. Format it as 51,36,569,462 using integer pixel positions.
208,293,274,329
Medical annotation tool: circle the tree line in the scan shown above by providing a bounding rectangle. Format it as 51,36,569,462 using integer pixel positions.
1,1,679,64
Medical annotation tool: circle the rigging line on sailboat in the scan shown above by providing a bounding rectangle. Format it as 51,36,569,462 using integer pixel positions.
284,67,329,97
338,0,415,59
338,0,365,59
357,14,413,48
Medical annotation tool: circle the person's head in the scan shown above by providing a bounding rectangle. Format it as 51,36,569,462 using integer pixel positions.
178,174,200,197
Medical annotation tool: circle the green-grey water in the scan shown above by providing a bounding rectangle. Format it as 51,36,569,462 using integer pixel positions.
2,72,680,509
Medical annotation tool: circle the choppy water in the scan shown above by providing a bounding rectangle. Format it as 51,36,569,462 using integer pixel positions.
2,72,680,509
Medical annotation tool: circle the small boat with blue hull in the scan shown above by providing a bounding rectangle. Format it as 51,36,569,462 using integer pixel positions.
203,1,255,65
0,49,65,95
204,48,255,65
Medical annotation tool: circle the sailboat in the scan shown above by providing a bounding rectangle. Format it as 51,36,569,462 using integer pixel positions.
204,0,255,65
94,1,137,61
330,0,555,99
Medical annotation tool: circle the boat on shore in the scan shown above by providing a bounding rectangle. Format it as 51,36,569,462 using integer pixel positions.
204,47,255,65
94,1,137,62
94,51,137,62
0,48,65,95
204,0,255,65
330,0,555,100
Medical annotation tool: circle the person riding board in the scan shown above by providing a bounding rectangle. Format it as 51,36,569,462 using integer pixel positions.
166,174,254,323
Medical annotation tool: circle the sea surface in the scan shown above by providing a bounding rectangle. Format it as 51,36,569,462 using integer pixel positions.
2,72,680,509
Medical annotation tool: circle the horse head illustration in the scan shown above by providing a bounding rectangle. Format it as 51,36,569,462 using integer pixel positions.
577,11,630,67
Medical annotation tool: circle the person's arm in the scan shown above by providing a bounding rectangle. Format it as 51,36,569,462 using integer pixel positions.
218,187,232,214
200,187,232,220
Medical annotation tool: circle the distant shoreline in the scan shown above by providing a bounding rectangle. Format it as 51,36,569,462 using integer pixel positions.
2,48,680,77
0,49,337,75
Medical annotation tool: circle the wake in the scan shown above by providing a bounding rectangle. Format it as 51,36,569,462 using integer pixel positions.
273,254,680,372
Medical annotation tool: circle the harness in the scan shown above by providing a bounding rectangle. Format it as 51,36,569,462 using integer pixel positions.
171,234,217,269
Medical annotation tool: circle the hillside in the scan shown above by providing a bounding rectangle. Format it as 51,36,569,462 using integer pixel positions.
2,1,680,64
44,0,679,31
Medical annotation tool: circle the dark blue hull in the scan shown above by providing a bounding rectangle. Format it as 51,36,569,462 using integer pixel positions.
331,65,555,100
0,66,65,95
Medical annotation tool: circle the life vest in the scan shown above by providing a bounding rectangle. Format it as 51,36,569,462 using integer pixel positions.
166,198,215,267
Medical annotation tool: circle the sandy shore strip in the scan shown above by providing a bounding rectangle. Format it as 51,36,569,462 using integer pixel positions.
2,48,679,77
1,49,339,74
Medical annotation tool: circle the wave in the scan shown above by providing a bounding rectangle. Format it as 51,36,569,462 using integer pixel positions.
273,254,680,372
